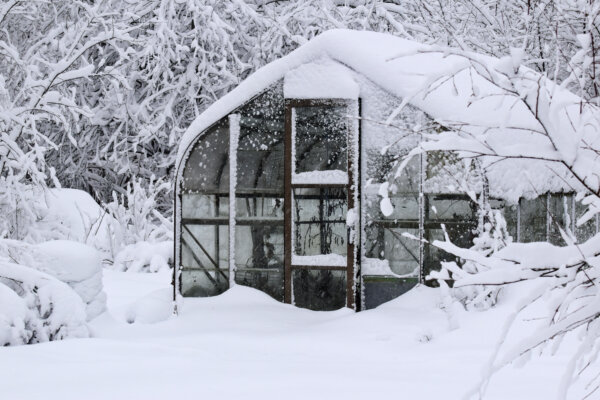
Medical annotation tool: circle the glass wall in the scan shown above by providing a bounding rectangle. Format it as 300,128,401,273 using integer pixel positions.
501,193,599,245
180,120,230,296
234,85,285,301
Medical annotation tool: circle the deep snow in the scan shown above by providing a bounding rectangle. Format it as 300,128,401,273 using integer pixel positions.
0,270,573,399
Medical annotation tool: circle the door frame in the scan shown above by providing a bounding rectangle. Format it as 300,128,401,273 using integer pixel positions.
283,98,360,309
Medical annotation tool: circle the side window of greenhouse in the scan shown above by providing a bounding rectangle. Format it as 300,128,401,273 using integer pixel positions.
180,120,230,297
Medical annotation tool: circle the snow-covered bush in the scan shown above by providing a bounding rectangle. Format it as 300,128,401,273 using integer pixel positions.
0,185,117,253
113,241,173,273
0,240,106,321
105,176,172,244
105,176,173,272
0,261,89,345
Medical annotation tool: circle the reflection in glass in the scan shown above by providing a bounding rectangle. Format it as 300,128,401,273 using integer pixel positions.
293,188,347,256
235,225,284,301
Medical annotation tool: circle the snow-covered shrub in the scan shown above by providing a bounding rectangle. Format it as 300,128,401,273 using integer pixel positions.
105,176,172,244
0,180,56,242
0,185,118,258
105,176,173,272
0,261,89,345
0,240,106,321
113,241,173,273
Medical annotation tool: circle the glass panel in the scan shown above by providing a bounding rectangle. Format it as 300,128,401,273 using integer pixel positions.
520,196,547,242
293,187,347,257
234,225,284,301
237,84,284,192
182,194,228,219
182,120,229,192
502,202,519,241
362,276,418,310
292,269,346,311
181,224,229,296
384,196,419,220
236,196,283,220
575,199,597,242
548,194,570,245
428,197,475,220
180,118,230,298
294,106,348,174
383,227,419,276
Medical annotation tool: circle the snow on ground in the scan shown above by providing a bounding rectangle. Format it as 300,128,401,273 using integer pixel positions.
0,271,570,399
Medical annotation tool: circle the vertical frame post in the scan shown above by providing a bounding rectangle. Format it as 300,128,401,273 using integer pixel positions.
418,151,425,284
284,101,293,304
228,114,240,287
346,99,359,310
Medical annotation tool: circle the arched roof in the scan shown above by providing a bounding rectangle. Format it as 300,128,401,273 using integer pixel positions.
178,29,598,201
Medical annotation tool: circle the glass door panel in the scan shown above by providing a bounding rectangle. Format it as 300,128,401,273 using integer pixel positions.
284,99,358,310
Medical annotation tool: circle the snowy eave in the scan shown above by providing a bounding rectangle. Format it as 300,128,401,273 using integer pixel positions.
283,61,359,99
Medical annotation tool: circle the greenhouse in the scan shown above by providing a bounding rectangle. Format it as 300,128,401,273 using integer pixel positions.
174,30,598,311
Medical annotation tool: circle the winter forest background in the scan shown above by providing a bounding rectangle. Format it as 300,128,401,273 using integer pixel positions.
2,1,600,399
3,0,599,228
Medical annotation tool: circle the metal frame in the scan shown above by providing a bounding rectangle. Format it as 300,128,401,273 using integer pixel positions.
283,98,359,309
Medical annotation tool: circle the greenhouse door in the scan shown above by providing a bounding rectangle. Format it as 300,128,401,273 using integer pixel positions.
283,99,359,310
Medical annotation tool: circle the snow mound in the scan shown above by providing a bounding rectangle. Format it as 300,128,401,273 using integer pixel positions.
43,188,117,256
0,240,106,321
0,261,89,345
113,241,173,273
125,288,174,324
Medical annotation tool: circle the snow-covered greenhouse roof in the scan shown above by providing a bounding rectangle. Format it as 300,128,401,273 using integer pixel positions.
178,29,594,201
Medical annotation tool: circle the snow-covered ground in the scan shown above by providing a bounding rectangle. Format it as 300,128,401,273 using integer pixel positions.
0,271,569,399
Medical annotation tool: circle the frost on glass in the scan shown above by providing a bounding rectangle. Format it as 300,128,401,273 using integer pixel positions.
292,269,346,311
520,196,547,242
293,188,347,257
294,106,348,174
180,119,230,297
234,85,285,300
